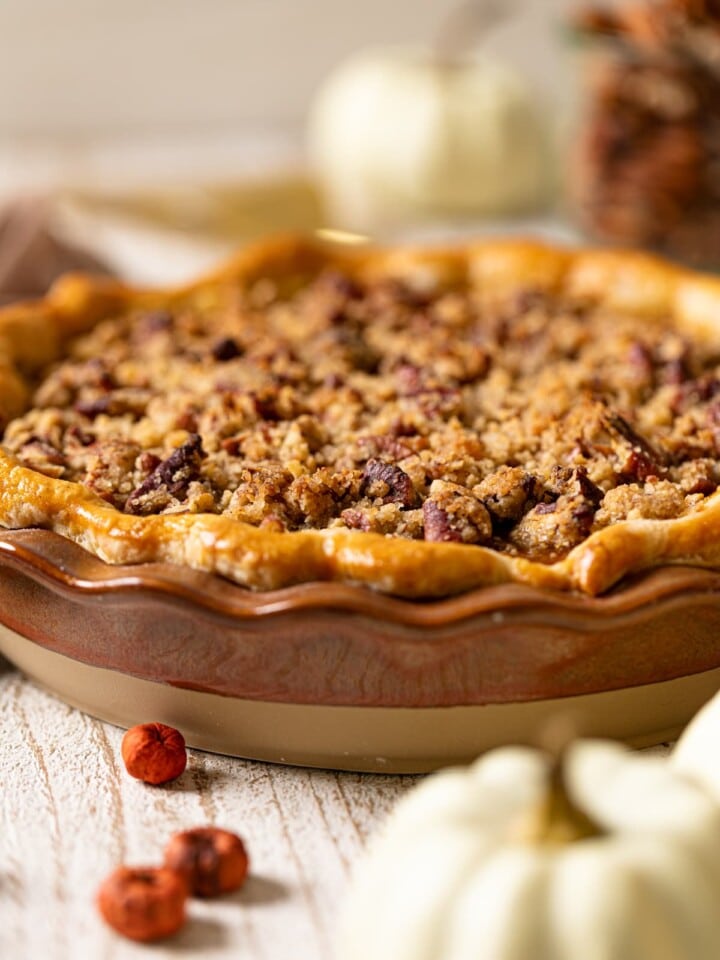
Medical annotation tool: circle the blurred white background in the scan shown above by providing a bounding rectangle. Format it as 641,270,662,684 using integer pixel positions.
0,0,578,138
0,0,587,283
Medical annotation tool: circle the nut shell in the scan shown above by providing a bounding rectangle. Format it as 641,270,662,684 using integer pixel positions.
164,827,249,897
121,722,187,785
96,865,187,942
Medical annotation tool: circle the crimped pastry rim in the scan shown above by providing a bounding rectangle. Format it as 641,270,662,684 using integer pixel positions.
2,527,720,627
3,233,720,598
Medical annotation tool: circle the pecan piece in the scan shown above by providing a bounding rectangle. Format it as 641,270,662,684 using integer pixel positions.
85,439,142,507
620,448,663,483
212,337,243,361
662,354,689,386
74,395,114,419
19,437,67,478
675,458,718,495
475,466,537,522
137,451,161,474
66,424,95,447
341,508,372,532
423,499,462,542
542,465,603,505
570,466,604,506
423,480,492,544
395,364,425,397
509,466,603,561
708,400,720,453
607,412,667,478
225,465,293,526
75,389,151,421
125,434,205,515
358,435,415,462
135,309,174,336
341,504,424,537
554,466,603,528
250,390,282,422
361,458,417,508
627,341,655,385
672,374,720,413
316,269,363,324
321,269,362,298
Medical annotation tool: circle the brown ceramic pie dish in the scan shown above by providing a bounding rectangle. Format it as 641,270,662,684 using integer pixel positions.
3,235,720,769
1,526,719,771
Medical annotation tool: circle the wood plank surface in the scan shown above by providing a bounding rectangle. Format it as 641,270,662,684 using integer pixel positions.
0,658,420,959
0,654,675,960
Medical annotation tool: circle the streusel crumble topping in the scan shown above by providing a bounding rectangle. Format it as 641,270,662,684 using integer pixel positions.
3,269,720,563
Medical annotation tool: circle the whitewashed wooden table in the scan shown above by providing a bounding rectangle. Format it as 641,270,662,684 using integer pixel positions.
0,653,675,960
0,655,420,960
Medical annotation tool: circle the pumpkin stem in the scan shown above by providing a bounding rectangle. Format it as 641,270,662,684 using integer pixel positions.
435,0,518,63
510,751,605,847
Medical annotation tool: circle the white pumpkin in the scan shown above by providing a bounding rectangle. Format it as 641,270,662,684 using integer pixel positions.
673,690,720,801
307,47,553,231
338,741,720,960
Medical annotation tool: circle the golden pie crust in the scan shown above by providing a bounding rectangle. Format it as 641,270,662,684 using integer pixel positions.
3,234,720,598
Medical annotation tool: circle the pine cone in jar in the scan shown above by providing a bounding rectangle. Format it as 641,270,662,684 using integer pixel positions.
570,0,720,265
573,3,671,49
586,124,703,245
574,0,720,42
670,0,720,23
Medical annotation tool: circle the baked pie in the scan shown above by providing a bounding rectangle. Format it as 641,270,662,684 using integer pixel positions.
2,235,720,598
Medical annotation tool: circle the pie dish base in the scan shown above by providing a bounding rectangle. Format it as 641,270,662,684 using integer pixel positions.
2,624,716,773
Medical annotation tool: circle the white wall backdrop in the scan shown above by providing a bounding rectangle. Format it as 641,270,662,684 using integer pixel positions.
0,0,579,138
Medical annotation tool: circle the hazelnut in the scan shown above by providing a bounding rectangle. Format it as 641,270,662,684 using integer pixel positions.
121,722,187,785
97,866,187,942
164,827,249,897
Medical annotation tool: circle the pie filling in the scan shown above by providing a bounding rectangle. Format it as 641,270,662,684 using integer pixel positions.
2,268,720,565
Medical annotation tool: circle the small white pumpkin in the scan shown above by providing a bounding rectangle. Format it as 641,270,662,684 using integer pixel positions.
307,46,552,231
338,741,720,960
673,689,720,801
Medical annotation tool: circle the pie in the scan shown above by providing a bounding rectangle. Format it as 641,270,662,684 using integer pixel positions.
2,234,720,598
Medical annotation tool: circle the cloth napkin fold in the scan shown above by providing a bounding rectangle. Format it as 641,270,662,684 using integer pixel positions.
0,198,111,304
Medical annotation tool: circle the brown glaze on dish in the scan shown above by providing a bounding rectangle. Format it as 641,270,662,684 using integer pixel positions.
4,236,720,596
2,527,720,708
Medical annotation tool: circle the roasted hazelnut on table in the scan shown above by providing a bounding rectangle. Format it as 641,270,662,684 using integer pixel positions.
164,827,250,897
97,865,188,942
96,828,250,939
121,722,187,785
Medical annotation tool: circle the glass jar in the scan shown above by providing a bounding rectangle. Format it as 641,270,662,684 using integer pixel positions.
570,1,720,267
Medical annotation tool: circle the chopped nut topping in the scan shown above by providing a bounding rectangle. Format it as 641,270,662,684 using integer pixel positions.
361,459,418,508
125,434,206,515
3,267,720,563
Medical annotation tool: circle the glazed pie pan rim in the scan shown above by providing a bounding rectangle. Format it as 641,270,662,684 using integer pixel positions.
3,527,720,717
1,526,720,628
